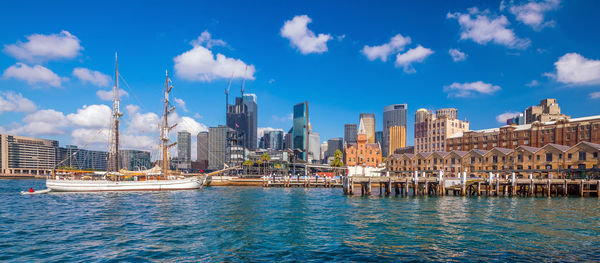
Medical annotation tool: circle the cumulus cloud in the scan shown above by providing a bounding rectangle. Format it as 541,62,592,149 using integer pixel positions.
72,68,111,87
496,112,521,123
173,33,255,82
447,7,530,49
3,63,62,87
0,91,37,114
444,81,501,97
173,113,207,136
547,53,600,86
281,15,332,54
125,104,160,134
8,109,69,136
361,34,411,62
96,88,129,101
174,97,188,112
590,92,600,99
191,30,227,48
3,30,82,63
506,0,560,30
395,45,434,73
448,48,467,62
524,80,539,87
66,104,111,128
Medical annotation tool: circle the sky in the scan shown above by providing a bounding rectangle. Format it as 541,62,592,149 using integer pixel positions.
1,0,600,160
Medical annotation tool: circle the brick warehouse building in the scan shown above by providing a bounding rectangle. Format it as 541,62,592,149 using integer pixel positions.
446,116,600,152
345,118,382,167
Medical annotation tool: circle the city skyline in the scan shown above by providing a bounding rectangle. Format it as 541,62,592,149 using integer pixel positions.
1,1,600,160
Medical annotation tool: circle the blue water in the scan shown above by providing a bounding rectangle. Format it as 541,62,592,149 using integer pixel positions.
1,179,599,262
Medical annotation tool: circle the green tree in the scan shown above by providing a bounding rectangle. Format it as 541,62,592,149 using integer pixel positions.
331,149,344,176
260,153,271,175
256,160,263,175
242,160,254,175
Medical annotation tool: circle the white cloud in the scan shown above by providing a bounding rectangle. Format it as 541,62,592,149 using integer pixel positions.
448,48,467,62
0,91,37,114
548,53,600,86
496,112,521,123
590,92,600,99
173,38,255,82
362,34,412,62
173,114,207,136
525,79,539,87
395,45,434,73
8,109,69,136
174,97,188,112
191,30,227,48
70,128,109,146
272,113,293,122
447,7,530,49
125,104,160,134
3,63,62,87
72,68,111,87
258,127,284,139
3,30,82,63
507,0,560,30
281,15,332,55
444,81,501,97
96,88,129,101
66,104,111,128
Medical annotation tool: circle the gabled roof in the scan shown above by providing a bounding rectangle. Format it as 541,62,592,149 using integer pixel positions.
449,150,468,157
573,141,600,151
493,147,514,155
417,152,433,158
403,153,415,159
469,149,489,156
388,154,402,159
516,145,540,153
543,143,570,152
434,151,450,157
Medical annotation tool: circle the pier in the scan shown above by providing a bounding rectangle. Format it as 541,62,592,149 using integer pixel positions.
342,171,600,197
262,176,343,188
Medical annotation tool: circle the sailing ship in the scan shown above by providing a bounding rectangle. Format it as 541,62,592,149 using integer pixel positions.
46,54,204,192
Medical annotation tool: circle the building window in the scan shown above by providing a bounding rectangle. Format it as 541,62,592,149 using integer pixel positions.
546,153,552,162
579,152,586,161
594,152,598,158
559,154,562,159
537,155,540,161
568,153,572,159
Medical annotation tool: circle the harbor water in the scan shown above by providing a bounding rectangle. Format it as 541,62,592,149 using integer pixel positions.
1,179,599,262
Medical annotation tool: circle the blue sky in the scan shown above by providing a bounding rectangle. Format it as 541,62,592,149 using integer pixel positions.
1,0,600,159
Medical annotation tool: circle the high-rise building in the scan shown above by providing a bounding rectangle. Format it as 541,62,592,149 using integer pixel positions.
308,131,320,162
327,137,343,159
293,101,309,160
383,104,407,156
58,145,108,171
197,131,208,169
243,94,258,150
507,114,525,125
375,131,383,146
0,134,58,175
320,141,328,160
265,130,283,150
388,125,407,155
226,93,258,150
344,123,357,144
177,131,191,163
359,113,376,143
524,99,569,124
208,125,230,170
414,108,469,153
120,149,151,171
284,128,293,150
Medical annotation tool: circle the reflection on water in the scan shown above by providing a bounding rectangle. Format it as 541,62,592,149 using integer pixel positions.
1,179,600,262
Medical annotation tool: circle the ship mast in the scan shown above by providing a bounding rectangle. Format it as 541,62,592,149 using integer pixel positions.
161,70,177,179
108,52,123,173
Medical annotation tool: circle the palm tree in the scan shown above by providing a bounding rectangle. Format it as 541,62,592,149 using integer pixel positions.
242,160,254,175
331,149,344,176
256,160,263,175
260,153,271,175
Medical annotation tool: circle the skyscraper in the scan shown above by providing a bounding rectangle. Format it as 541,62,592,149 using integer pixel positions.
197,131,208,168
387,125,406,155
308,131,320,162
208,126,230,170
177,131,191,163
327,137,343,159
359,113,376,143
375,131,383,146
120,149,151,171
293,101,309,160
344,123,357,144
267,130,284,150
226,93,257,150
383,104,407,156
414,108,469,153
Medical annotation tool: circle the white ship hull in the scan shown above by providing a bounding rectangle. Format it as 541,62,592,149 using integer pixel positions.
46,177,204,192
